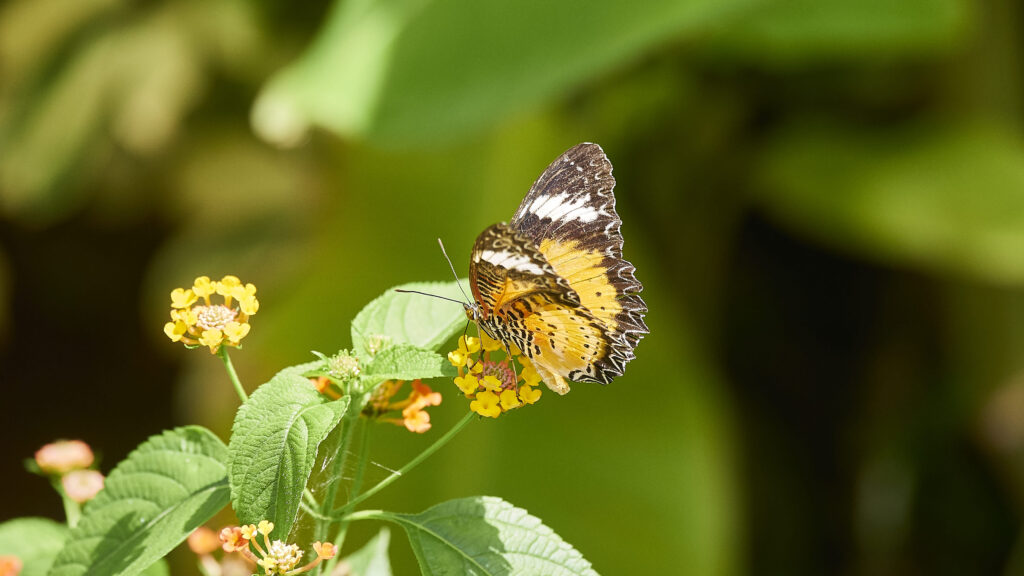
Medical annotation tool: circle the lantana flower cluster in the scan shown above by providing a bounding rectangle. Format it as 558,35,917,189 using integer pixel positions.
362,379,443,433
164,275,259,353
218,520,335,575
34,440,104,504
448,335,542,418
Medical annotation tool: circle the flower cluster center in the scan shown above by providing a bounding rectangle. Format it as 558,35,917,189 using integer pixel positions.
195,305,238,330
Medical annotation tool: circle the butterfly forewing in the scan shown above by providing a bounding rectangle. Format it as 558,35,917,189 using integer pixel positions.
509,143,647,384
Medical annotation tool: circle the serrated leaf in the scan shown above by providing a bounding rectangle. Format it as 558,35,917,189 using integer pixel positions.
47,426,229,576
351,280,468,359
229,361,351,538
0,518,68,576
363,343,456,382
252,0,758,146
342,527,393,576
366,497,598,576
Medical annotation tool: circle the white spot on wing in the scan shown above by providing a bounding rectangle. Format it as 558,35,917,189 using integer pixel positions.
479,249,546,274
528,192,600,223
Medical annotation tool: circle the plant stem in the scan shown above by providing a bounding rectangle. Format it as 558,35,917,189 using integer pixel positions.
332,410,475,518
218,347,247,402
321,424,374,575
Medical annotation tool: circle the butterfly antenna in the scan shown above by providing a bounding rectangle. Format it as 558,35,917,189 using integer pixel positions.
393,289,467,306
438,238,472,305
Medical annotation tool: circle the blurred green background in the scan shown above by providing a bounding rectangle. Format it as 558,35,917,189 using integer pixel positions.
3,0,1024,574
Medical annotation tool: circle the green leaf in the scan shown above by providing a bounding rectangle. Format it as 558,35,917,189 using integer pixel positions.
0,518,68,576
252,0,757,146
341,527,393,576
48,426,229,576
756,121,1024,285
705,0,969,65
351,280,468,359
363,343,456,382
365,497,598,576
140,560,169,576
229,361,351,538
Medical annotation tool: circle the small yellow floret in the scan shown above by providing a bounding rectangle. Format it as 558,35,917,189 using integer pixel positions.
240,294,259,315
448,350,467,368
257,520,274,535
481,333,502,352
170,288,197,309
223,321,250,344
240,524,258,540
480,375,503,392
164,321,186,342
199,329,224,351
454,374,479,396
470,390,501,418
520,384,542,404
192,276,215,298
499,389,522,410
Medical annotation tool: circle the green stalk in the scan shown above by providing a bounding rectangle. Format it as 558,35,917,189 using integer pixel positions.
332,411,475,519
217,347,247,402
321,424,374,575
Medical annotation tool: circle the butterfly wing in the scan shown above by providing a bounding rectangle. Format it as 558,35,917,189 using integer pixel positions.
509,143,648,383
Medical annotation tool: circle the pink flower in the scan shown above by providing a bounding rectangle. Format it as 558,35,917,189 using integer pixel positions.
35,440,94,475
62,469,104,503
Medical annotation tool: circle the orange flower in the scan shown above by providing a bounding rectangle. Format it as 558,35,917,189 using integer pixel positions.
219,526,249,553
188,526,221,555
0,556,22,576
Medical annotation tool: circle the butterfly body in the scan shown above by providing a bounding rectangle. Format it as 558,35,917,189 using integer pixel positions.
468,143,648,395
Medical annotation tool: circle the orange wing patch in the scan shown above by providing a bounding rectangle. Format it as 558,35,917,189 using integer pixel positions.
537,238,622,330
520,299,607,395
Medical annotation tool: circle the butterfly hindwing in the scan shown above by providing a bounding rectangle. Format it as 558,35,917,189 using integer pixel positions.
468,223,579,318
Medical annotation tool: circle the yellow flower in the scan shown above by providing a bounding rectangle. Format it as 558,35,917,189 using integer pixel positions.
170,288,197,309
447,350,468,368
164,275,258,353
239,524,258,540
199,329,224,351
499,389,522,411
470,390,501,418
454,373,479,396
519,384,542,404
240,293,259,315
257,520,274,535
481,333,502,352
480,375,503,392
223,322,250,344
216,275,241,297
164,321,187,342
519,361,542,387
192,276,215,299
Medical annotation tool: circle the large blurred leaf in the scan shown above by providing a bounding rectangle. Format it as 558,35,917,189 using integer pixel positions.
0,518,67,576
252,0,758,146
756,121,1024,284
229,361,350,538
48,426,229,576
705,0,970,65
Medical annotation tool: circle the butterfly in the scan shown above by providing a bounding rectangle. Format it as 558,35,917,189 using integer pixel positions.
465,142,648,395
